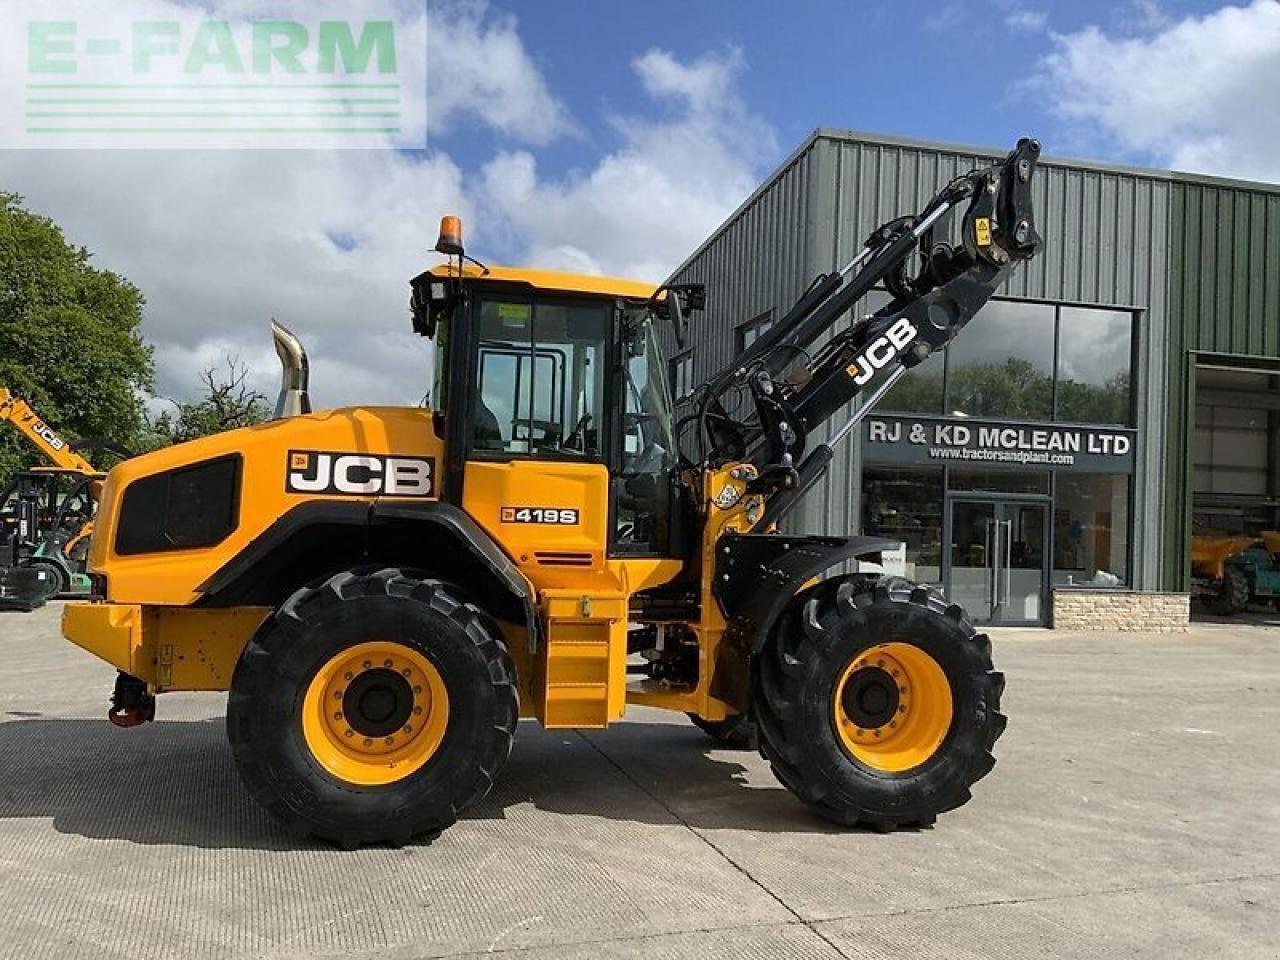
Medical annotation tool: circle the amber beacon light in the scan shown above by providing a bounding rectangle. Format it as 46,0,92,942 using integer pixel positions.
435,215,464,256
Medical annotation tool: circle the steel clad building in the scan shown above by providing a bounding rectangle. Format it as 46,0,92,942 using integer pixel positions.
666,129,1280,628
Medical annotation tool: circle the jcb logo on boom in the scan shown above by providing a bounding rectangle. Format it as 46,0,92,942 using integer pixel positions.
33,421,65,451
845,317,918,386
286,450,434,497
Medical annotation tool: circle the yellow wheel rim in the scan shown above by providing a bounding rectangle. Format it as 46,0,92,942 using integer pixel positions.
301,641,450,787
832,641,953,773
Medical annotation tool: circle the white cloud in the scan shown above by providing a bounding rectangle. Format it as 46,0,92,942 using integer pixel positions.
0,11,773,409
1040,0,1280,181
476,48,776,281
1006,9,1048,32
426,0,574,145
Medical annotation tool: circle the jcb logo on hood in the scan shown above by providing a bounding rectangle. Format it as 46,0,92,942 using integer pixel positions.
286,451,435,497
845,317,918,386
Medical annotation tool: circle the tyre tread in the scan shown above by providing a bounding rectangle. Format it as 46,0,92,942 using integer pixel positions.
227,567,517,848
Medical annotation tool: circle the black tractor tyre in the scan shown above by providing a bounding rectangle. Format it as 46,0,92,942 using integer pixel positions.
687,712,754,749
24,559,67,597
227,568,518,848
752,575,1006,831
1208,567,1250,616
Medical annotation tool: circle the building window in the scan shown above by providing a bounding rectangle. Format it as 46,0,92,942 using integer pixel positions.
1056,307,1133,425
861,465,944,585
883,347,945,414
669,351,695,402
736,310,774,352
877,299,1136,427
947,300,1057,420
1053,473,1130,586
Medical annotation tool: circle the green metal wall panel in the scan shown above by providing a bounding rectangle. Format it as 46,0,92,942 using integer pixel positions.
1163,183,1280,589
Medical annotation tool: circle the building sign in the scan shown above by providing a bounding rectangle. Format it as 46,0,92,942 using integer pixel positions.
863,415,1136,473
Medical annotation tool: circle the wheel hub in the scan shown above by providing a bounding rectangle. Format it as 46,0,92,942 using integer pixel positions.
301,641,450,786
343,668,414,738
832,642,954,773
840,666,900,730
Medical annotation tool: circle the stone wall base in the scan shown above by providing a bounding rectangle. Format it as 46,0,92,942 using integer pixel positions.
1051,589,1189,632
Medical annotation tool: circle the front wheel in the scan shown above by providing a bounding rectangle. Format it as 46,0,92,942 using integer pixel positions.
753,576,1005,830
227,568,518,848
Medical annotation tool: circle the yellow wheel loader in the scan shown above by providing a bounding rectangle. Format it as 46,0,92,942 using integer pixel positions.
62,140,1044,847
0,389,108,608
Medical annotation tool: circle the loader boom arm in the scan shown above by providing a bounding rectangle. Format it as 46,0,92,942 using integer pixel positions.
686,138,1044,526
0,389,98,475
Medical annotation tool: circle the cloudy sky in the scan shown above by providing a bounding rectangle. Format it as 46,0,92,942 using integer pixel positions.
1,0,1276,409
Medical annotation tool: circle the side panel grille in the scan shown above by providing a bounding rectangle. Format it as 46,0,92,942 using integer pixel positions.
534,551,593,567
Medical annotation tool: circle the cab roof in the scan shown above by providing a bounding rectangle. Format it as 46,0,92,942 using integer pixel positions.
427,262,657,300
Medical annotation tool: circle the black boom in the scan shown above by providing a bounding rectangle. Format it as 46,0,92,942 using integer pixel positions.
685,138,1043,527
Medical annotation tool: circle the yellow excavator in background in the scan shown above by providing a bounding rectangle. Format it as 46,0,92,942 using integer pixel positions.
0,389,105,606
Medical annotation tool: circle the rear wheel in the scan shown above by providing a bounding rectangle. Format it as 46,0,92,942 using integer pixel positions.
1209,567,1250,616
227,568,518,848
753,576,1005,830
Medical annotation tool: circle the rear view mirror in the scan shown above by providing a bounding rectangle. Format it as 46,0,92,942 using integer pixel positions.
654,282,704,349
409,271,459,338
668,290,688,349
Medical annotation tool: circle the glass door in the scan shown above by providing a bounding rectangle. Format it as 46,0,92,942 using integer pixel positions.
999,500,1048,625
945,496,1049,626
948,500,997,621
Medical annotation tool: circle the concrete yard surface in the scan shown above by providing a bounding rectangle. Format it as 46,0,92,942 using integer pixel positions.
0,606,1277,959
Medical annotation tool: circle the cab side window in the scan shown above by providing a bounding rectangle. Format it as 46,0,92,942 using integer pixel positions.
473,298,608,459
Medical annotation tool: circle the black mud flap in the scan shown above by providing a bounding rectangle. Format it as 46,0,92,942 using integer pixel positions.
0,565,59,612
713,533,900,654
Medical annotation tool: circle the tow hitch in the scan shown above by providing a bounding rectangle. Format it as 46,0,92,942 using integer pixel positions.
108,672,156,727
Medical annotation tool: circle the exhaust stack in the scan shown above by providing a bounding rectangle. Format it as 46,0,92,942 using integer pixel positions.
271,320,311,419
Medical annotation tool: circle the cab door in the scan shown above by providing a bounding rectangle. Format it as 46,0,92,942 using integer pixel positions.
610,309,680,557
458,293,613,589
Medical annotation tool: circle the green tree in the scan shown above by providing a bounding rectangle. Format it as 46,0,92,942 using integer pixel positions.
0,193,153,482
145,356,270,446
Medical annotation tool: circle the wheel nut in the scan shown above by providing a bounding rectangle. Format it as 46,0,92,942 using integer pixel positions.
363,738,372,747
402,668,411,677
333,691,342,700
344,730,353,738
384,659,392,667
413,706,423,715
363,660,372,669
889,721,897,729
413,685,422,694
873,729,882,737
344,672,353,680
898,705,906,714
403,725,412,734
384,736,394,745
333,712,342,721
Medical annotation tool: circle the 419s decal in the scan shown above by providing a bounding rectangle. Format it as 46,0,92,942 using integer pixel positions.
286,450,435,497
501,506,579,525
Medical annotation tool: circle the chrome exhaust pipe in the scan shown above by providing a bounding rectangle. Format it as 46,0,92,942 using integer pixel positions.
271,320,311,419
